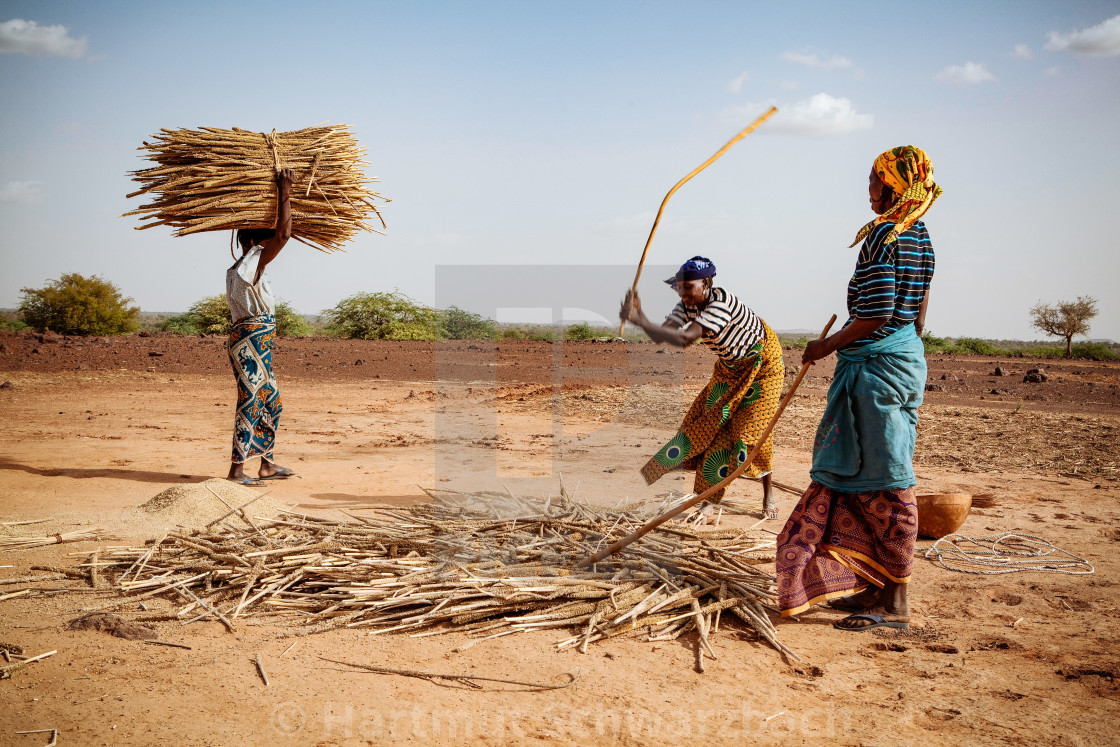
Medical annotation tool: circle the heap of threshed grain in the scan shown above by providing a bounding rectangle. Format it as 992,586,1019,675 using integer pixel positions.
74,487,796,666
123,124,388,252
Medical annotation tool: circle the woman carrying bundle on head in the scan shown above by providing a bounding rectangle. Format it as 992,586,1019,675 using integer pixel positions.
776,145,941,632
225,168,297,486
620,256,784,519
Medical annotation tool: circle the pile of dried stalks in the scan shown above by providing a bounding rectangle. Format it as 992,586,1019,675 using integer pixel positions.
123,124,388,252
76,487,794,664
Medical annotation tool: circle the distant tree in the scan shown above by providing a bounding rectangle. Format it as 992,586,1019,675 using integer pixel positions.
441,306,498,340
19,273,139,335
162,295,313,337
323,291,444,340
1029,296,1099,358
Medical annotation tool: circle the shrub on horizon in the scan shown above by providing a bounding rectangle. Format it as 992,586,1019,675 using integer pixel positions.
1071,342,1118,361
955,337,1004,356
563,322,599,341
322,291,444,340
0,316,29,332
441,306,498,340
161,295,312,337
1017,345,1066,359
19,273,139,336
920,332,956,355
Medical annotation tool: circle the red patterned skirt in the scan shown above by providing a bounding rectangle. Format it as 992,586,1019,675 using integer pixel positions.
776,482,917,616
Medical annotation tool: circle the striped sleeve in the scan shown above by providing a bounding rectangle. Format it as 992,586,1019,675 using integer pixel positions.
849,223,897,321
665,301,690,326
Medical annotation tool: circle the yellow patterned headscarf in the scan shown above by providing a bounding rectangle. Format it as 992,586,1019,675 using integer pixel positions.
851,145,943,247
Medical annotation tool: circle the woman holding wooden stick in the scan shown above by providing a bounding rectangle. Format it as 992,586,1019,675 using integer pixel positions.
225,168,297,486
620,256,784,518
775,146,941,631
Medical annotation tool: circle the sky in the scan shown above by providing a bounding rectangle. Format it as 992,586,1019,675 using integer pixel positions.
1,0,1119,341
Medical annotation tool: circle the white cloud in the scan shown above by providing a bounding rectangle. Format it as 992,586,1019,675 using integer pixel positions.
934,61,997,85
725,93,872,138
0,181,45,205
1045,14,1120,57
1044,66,1062,78
726,70,749,93
1012,44,1033,60
0,18,86,57
780,51,853,69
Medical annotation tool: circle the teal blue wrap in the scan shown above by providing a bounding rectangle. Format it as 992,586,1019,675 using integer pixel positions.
809,324,926,492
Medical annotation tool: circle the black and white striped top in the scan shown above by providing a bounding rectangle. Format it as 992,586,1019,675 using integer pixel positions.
666,287,766,362
844,220,935,348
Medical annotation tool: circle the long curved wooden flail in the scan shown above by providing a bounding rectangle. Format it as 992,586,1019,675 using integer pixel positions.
618,105,778,336
576,313,836,569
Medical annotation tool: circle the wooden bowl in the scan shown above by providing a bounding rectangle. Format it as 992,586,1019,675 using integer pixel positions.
917,493,972,539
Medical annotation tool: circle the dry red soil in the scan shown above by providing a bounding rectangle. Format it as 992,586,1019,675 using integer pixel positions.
1,330,1118,745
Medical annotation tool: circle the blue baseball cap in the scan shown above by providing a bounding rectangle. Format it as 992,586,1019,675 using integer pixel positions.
665,256,716,287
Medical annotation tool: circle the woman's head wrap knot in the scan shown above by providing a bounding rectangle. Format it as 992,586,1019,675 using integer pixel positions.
851,145,943,248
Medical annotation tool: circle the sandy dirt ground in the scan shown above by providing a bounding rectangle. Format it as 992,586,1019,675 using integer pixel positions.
1,331,1119,746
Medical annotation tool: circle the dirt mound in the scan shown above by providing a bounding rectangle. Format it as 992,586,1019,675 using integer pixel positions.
68,613,155,641
130,478,290,531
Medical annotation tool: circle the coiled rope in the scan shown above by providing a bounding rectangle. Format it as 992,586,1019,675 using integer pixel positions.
924,532,1094,576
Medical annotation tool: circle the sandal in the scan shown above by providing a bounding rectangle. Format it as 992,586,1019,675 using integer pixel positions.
833,613,910,632
259,468,296,480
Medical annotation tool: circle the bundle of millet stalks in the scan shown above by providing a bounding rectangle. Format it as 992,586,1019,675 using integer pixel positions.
123,124,388,252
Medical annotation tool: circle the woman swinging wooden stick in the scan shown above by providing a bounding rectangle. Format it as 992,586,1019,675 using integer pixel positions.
621,256,786,518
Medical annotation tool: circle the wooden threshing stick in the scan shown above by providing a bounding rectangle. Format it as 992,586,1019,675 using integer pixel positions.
577,313,837,568
618,106,778,336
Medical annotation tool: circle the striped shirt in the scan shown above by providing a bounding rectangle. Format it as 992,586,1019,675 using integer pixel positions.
667,287,766,362
844,221,935,349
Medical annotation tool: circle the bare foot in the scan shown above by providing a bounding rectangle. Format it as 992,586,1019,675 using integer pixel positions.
258,459,294,479
828,588,880,611
762,474,778,520
226,465,263,486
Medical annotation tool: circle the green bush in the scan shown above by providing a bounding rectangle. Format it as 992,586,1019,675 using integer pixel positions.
501,328,526,340
323,291,444,340
19,273,139,335
162,295,313,337
955,337,1004,356
1016,345,1066,359
920,332,956,355
180,295,233,335
1071,342,1118,361
0,314,29,332
275,301,314,337
441,306,498,340
160,313,201,335
563,322,599,341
